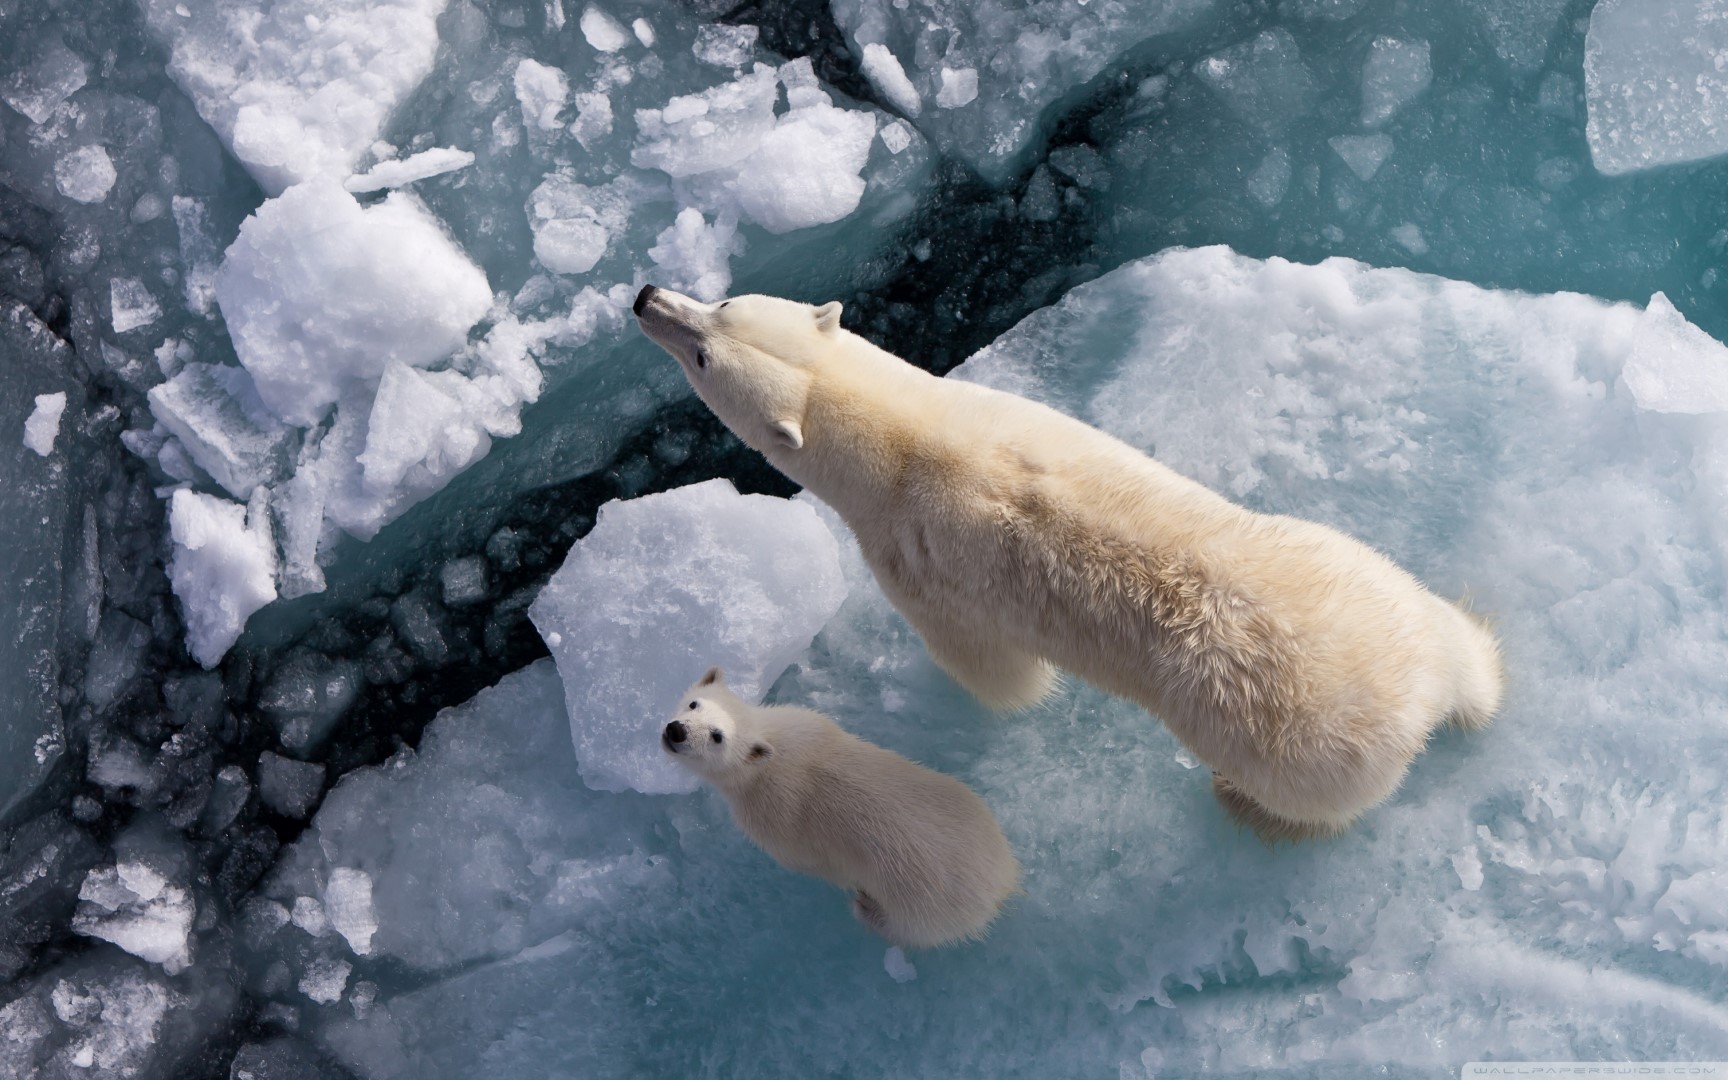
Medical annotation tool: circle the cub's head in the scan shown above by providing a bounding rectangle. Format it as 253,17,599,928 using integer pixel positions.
661,667,773,783
632,285,843,458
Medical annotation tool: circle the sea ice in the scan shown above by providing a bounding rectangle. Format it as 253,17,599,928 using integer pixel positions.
343,148,476,193
138,0,450,194
1360,37,1432,128
1585,0,1728,175
1197,29,1317,135
71,862,195,975
166,488,277,669
513,59,569,133
53,145,116,204
1329,133,1394,180
22,392,65,457
829,0,1219,182
0,37,88,124
215,179,494,428
147,363,296,500
258,752,326,819
528,480,848,794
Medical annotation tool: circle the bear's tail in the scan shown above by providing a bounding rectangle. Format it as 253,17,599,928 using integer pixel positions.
1446,596,1504,731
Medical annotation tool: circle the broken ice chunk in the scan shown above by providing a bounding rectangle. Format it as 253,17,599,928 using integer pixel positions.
1199,30,1317,135
568,92,614,150
1330,133,1394,180
71,862,195,975
1,37,89,124
170,197,222,316
1360,37,1432,128
632,67,780,178
647,209,738,303
527,173,637,275
258,751,326,819
54,146,116,204
167,488,277,668
580,5,630,53
298,957,350,1004
258,652,361,754
109,278,162,334
1247,147,1292,208
322,868,377,956
692,24,759,69
935,67,978,109
147,363,296,500
527,479,848,794
861,44,920,117
1586,0,1728,175
441,555,489,606
215,180,493,427
138,0,449,194
22,392,66,457
1621,293,1728,414
343,147,476,192
514,59,568,132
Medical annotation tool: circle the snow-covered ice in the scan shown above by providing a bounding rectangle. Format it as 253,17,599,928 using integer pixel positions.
1586,0,1728,175
529,479,848,794
22,392,65,457
343,148,476,193
166,488,278,668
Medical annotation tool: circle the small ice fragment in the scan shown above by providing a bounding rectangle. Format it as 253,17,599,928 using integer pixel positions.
632,17,654,47
580,5,629,52
884,947,917,982
1173,749,1201,770
167,488,277,667
441,555,489,606
936,67,979,109
1329,133,1393,180
693,24,759,68
1453,846,1484,891
647,209,739,303
1,38,89,123
23,393,66,457
1390,223,1428,255
258,751,326,819
56,146,117,204
71,863,196,974
323,868,378,956
343,147,476,192
298,957,351,1004
861,44,920,117
1360,37,1432,128
514,59,568,132
110,278,162,334
1247,147,1291,208
569,92,614,149
880,120,913,155
291,895,328,936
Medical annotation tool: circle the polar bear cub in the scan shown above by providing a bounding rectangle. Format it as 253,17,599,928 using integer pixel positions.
662,668,1020,949
635,284,1505,842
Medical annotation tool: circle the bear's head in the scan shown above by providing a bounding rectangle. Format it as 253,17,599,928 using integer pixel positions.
633,284,843,459
661,666,773,784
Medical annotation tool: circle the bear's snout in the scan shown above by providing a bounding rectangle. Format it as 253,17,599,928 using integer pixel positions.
662,720,688,750
633,284,657,317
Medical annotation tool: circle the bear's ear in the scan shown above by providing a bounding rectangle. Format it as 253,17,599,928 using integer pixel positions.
813,301,842,333
770,419,804,450
748,741,772,763
699,666,723,687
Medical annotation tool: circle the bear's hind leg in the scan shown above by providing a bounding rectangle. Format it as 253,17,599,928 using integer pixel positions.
915,615,1057,710
852,890,888,933
1211,773,1345,844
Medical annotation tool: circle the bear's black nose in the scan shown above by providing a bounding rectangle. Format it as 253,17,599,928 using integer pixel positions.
633,284,657,316
663,720,687,745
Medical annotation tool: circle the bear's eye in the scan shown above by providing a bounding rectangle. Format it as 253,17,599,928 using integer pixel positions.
710,731,723,744
694,348,708,370
687,701,697,710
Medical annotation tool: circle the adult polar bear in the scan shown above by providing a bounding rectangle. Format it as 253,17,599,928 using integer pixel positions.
633,284,1503,840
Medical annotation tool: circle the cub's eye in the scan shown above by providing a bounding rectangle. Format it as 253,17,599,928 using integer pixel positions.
687,701,697,710
694,348,708,370
720,300,730,309
710,731,723,744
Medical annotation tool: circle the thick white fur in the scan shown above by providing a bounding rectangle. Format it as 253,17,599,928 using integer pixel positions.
637,288,1504,840
663,669,1020,948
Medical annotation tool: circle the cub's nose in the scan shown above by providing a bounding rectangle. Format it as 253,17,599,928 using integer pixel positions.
633,284,658,316
663,720,688,745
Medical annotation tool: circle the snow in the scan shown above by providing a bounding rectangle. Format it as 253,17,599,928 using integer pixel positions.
166,488,278,669
22,392,65,457
528,480,849,794
215,179,493,428
138,0,451,194
1586,0,1728,175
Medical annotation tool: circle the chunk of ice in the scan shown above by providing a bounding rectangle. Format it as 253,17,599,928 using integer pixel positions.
1586,0,1728,175
138,0,451,194
22,392,65,457
109,278,162,334
528,480,848,793
1360,37,1432,127
52,143,115,205
1,37,89,124
343,147,476,192
1198,29,1317,135
258,752,326,819
322,868,378,957
215,180,493,427
72,862,196,975
514,59,569,133
647,208,739,303
166,488,278,668
861,44,920,116
935,67,978,109
147,364,296,500
1330,132,1394,180
527,173,637,275
692,25,759,69
580,6,630,53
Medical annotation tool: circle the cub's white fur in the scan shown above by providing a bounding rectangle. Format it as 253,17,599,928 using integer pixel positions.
635,286,1504,840
662,668,1020,948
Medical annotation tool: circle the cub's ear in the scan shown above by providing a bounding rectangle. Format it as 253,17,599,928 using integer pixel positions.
813,301,842,333
747,742,772,762
770,418,804,450
699,666,723,687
